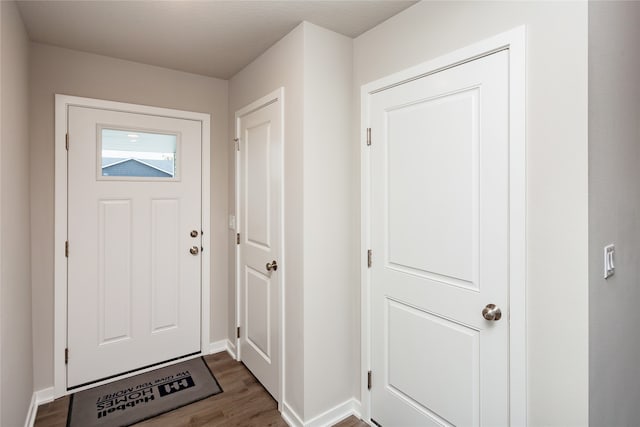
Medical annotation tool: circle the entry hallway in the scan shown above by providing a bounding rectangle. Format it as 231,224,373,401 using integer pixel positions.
33,351,368,427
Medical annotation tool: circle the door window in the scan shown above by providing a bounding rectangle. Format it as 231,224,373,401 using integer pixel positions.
99,127,178,179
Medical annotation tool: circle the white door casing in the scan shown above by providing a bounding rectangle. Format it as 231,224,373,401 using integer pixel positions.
54,95,211,396
361,28,526,426
235,89,284,402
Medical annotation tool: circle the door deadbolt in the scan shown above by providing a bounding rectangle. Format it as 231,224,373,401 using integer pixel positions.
190,246,199,255
190,230,199,238
266,260,278,272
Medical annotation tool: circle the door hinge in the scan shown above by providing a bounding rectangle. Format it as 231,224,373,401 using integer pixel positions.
65,348,69,365
236,233,240,245
65,133,69,150
65,241,69,257
366,128,372,146
234,137,240,151
367,370,372,390
237,326,241,339
367,249,372,268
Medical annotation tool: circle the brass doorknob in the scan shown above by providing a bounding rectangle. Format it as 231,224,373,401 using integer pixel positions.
482,304,502,321
266,260,278,272
190,246,199,255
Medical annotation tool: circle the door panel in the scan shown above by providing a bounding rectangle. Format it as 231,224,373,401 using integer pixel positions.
237,96,282,400
98,200,132,344
387,90,477,285
246,121,271,247
387,299,479,427
150,199,180,332
246,268,271,359
370,51,509,426
67,106,202,388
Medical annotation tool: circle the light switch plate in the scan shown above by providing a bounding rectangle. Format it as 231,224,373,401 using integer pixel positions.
604,244,615,279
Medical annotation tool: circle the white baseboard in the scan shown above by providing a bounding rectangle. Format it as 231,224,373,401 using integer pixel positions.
24,392,37,427
24,387,55,427
282,401,304,427
209,339,237,360
35,387,55,405
209,339,227,354
281,398,363,427
306,398,362,427
226,339,237,359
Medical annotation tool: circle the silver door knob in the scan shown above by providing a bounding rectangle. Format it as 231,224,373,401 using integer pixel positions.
482,304,502,321
266,260,278,272
190,246,199,255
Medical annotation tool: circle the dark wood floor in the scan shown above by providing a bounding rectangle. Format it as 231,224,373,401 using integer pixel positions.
34,351,369,426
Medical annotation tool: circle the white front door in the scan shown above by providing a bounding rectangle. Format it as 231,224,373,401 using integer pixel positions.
67,106,202,388
369,50,509,426
236,92,282,400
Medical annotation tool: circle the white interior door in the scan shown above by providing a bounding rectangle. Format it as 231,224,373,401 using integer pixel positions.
237,94,282,400
369,50,510,426
67,106,202,388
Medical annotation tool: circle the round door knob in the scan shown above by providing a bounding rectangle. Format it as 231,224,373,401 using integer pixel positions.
266,260,278,272
482,304,502,321
190,246,199,255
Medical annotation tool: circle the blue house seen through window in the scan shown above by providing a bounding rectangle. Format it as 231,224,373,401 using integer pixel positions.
101,128,176,178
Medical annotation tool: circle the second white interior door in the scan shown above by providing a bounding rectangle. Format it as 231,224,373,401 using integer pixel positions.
369,50,510,426
237,92,283,400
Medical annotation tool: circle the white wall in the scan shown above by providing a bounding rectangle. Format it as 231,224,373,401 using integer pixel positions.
29,43,229,391
589,2,640,425
354,2,589,425
1,1,33,426
229,22,354,422
229,23,306,417
302,23,354,419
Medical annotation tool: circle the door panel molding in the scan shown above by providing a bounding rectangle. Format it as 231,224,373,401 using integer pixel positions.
54,95,211,397
360,26,526,426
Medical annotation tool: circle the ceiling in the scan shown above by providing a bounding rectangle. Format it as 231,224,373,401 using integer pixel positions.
16,1,417,79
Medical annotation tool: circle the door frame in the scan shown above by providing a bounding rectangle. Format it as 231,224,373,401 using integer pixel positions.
234,87,285,407
54,94,211,397
360,27,526,425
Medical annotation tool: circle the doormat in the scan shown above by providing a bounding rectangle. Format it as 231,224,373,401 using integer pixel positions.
66,357,222,427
